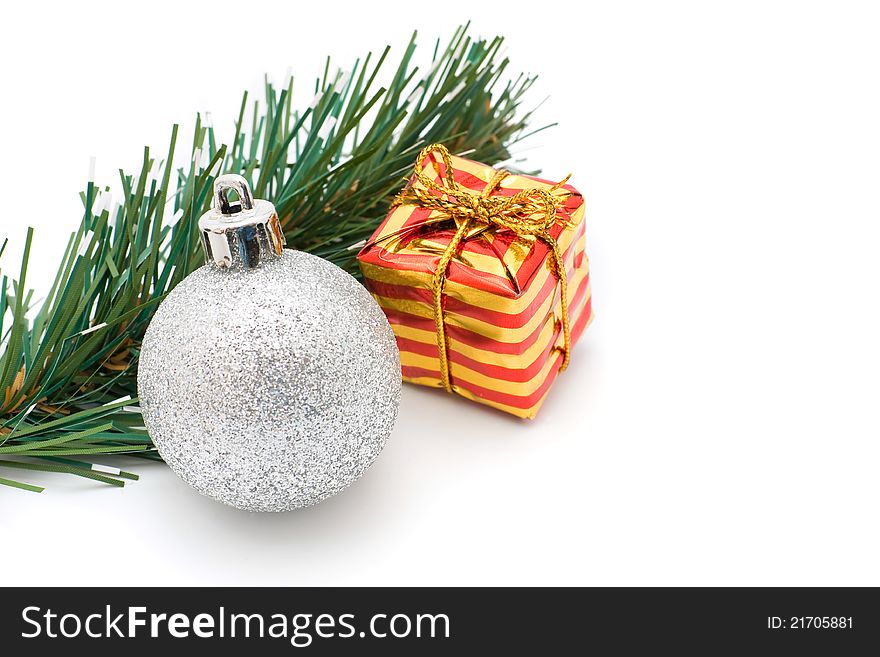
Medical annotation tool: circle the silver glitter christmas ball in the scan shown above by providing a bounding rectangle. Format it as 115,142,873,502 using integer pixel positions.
137,175,400,511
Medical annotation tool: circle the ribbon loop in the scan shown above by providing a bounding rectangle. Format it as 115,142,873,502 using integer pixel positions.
392,144,574,393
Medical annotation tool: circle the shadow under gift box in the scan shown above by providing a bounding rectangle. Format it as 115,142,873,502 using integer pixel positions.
357,151,593,419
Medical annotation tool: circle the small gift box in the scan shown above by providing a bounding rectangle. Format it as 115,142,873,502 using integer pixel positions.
357,145,592,418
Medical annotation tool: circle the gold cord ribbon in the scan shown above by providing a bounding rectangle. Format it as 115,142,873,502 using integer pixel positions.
392,144,573,393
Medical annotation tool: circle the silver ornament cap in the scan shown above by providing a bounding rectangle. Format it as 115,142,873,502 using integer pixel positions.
199,174,286,269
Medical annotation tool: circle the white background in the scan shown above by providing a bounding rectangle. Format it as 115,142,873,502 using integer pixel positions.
2,0,879,586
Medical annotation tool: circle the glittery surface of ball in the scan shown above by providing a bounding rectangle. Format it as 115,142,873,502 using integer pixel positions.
137,250,401,511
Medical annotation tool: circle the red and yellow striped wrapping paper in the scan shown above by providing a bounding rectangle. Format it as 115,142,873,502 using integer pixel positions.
357,151,592,418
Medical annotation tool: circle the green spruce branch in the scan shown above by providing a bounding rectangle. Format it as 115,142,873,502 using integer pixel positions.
0,24,549,492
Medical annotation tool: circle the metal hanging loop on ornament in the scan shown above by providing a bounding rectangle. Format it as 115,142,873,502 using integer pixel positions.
198,174,285,270
214,174,255,217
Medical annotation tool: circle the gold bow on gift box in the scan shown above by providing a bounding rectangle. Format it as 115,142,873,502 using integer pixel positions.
391,144,575,393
